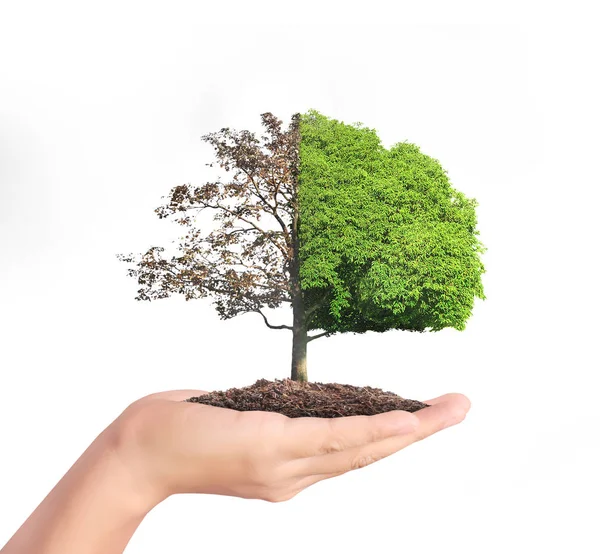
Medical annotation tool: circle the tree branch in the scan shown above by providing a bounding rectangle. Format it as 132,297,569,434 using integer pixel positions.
256,309,293,331
234,259,290,286
240,168,291,246
307,331,334,343
191,200,289,258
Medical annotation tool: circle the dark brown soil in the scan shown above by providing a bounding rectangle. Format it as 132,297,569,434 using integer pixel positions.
185,378,430,418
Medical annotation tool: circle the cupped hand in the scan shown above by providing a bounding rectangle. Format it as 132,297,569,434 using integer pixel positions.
112,388,470,505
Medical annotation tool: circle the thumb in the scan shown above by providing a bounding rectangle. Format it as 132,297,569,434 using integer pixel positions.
139,390,211,402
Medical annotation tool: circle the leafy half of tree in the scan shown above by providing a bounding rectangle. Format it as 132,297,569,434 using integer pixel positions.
298,109,486,335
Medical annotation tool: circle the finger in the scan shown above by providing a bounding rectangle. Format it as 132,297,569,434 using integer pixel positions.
292,394,470,477
421,392,471,408
282,409,420,460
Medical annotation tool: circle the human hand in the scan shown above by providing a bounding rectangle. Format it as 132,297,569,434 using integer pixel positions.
113,388,470,506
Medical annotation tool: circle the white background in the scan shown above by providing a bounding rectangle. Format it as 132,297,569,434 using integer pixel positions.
1,2,599,553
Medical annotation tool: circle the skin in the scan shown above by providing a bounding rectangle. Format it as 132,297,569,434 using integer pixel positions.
0,389,471,554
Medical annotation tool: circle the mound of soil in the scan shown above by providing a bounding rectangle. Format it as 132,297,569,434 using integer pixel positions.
185,378,430,418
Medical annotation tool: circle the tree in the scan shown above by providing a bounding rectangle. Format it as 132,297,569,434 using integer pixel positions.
117,110,485,383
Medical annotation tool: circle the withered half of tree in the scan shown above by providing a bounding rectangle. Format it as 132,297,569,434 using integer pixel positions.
186,379,430,418
117,113,298,321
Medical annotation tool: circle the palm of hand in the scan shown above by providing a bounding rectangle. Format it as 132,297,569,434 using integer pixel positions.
115,388,470,504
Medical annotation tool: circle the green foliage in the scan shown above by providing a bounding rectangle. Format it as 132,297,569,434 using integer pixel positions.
298,109,486,334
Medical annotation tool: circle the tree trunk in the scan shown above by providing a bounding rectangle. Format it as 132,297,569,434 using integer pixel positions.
291,292,308,382
289,212,308,381
289,113,308,382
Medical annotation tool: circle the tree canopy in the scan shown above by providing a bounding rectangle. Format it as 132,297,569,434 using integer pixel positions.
117,113,298,328
298,109,486,334
117,109,486,381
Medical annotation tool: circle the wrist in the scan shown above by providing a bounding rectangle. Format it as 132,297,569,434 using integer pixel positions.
106,405,172,511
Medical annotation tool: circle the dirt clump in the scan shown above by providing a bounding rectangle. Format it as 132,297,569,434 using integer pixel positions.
186,378,430,418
